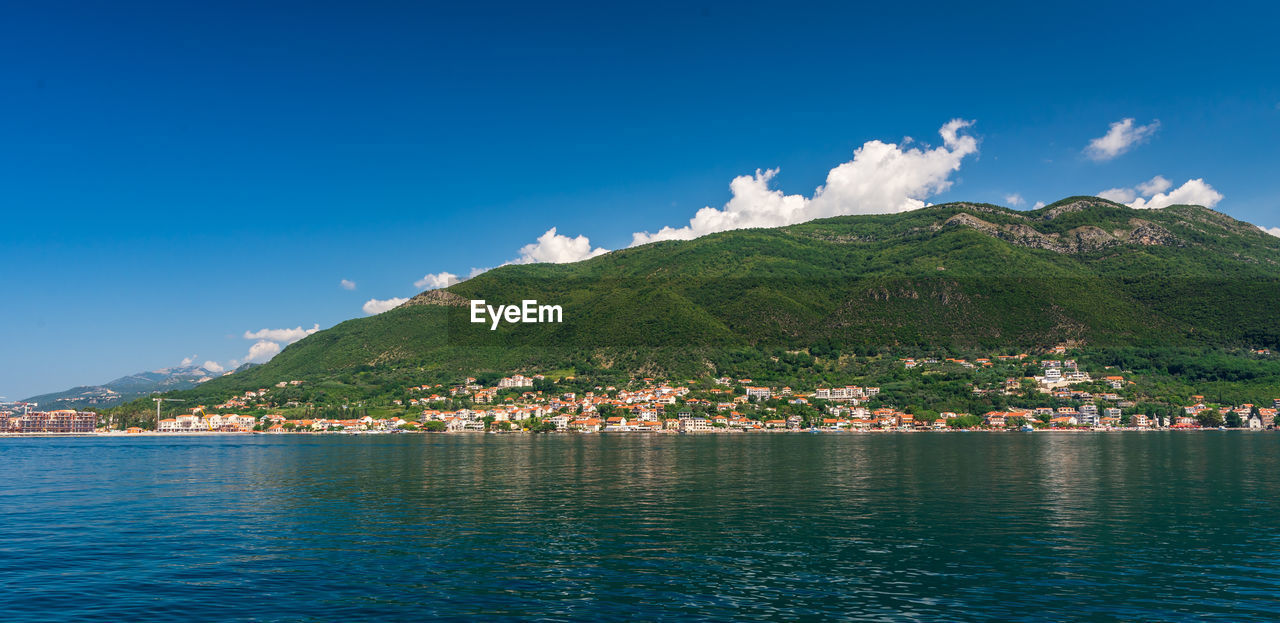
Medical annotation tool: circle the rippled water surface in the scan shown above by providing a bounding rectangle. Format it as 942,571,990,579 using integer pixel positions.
3,433,1280,621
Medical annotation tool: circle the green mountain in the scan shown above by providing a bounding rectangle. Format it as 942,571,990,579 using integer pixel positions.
198,197,1280,393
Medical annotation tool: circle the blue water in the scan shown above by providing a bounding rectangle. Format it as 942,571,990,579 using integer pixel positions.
2,433,1279,621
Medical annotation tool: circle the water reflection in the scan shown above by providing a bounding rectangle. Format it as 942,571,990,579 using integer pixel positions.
0,433,1278,621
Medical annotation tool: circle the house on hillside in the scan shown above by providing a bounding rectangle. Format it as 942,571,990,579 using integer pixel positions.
498,375,534,389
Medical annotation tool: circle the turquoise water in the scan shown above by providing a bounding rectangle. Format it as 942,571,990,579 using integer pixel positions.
2,433,1279,621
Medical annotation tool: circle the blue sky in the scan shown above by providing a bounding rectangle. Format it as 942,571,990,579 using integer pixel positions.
3,0,1279,398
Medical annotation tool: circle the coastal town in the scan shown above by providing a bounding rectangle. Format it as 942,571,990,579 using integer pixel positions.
5,347,1279,434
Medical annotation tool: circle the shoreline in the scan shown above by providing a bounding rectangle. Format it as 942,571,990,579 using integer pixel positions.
1,428,1272,438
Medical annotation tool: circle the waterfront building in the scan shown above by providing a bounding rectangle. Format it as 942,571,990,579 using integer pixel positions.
679,417,712,432
5,410,97,433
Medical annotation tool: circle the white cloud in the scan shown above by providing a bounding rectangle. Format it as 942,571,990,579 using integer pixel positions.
1128,178,1222,210
216,324,322,370
631,119,979,245
1004,193,1025,207
179,355,196,366
414,271,460,290
340,279,357,290
243,325,320,344
412,121,976,288
1097,176,1223,210
1085,118,1160,161
416,230,607,287
1031,201,1046,210
1136,175,1172,196
362,297,408,315
1097,187,1138,204
244,340,281,364
516,227,609,264
1262,226,1280,237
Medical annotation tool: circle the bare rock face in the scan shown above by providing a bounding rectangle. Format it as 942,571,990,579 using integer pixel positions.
944,213,1000,236
1041,200,1097,220
945,213,1072,252
401,289,470,308
1170,205,1263,237
946,202,1032,220
1071,226,1120,252
999,223,1073,253
1127,219,1180,246
942,209,1181,254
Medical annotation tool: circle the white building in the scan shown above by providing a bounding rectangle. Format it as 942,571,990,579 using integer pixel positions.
679,417,712,432
497,375,534,388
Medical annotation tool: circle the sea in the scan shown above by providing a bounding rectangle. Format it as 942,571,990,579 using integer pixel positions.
2,432,1278,621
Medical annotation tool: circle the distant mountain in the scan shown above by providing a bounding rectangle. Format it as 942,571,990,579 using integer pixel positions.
24,365,225,409
230,362,261,375
187,197,1280,393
